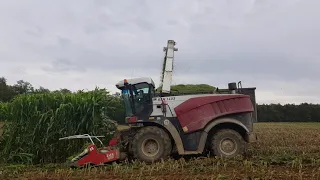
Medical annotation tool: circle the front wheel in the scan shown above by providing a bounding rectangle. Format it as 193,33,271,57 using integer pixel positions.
131,126,172,164
210,129,246,158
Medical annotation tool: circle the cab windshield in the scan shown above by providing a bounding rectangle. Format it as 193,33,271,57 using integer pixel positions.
121,89,133,117
121,82,154,117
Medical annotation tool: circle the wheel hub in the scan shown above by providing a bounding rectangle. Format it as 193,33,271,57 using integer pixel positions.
141,138,160,157
219,138,237,155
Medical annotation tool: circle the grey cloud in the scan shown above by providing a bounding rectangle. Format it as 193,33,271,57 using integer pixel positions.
166,20,180,26
1,0,320,103
42,52,162,75
134,18,154,31
174,53,320,82
94,0,108,7
57,36,71,48
43,58,86,73
24,26,43,37
84,25,108,35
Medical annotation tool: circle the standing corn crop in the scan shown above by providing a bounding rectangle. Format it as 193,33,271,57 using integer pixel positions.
0,88,124,164
0,102,8,121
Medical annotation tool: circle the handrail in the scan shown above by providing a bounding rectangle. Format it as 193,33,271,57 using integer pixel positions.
59,134,105,146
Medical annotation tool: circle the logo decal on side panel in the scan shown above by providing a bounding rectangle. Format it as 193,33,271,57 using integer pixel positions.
153,97,176,101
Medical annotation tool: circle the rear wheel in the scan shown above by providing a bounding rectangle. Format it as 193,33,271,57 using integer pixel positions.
210,129,245,158
132,126,172,163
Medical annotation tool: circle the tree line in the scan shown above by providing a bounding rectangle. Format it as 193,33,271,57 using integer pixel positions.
0,77,72,102
257,103,320,122
1,77,319,122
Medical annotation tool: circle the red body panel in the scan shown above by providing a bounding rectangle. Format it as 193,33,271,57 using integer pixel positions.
109,138,118,146
174,95,253,133
76,144,119,166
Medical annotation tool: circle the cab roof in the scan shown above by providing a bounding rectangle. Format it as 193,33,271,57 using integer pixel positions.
115,77,155,89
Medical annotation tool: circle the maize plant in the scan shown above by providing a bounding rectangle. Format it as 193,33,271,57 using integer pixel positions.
0,88,124,164
0,102,8,121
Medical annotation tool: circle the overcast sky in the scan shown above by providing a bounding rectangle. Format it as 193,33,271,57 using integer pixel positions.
0,0,319,104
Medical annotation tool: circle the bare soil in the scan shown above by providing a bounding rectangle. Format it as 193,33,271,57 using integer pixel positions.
3,164,320,180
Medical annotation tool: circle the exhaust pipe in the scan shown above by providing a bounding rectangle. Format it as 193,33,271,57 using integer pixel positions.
228,82,237,94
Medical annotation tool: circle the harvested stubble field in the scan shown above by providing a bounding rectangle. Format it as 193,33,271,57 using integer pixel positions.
0,122,320,180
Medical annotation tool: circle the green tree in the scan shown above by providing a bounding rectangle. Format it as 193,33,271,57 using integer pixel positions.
33,86,50,94
11,80,34,95
53,88,72,94
0,77,9,102
0,77,16,102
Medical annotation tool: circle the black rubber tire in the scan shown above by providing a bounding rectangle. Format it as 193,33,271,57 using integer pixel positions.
210,129,245,158
131,126,172,164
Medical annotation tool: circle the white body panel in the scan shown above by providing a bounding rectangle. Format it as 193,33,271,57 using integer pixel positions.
150,93,235,117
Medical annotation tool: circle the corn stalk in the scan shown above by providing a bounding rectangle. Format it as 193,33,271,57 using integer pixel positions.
0,88,123,164
0,102,8,121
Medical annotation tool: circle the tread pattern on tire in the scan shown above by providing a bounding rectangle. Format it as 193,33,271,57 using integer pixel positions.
211,129,245,158
132,126,172,163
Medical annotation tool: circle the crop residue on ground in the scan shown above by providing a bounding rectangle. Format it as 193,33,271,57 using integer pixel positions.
1,122,320,180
